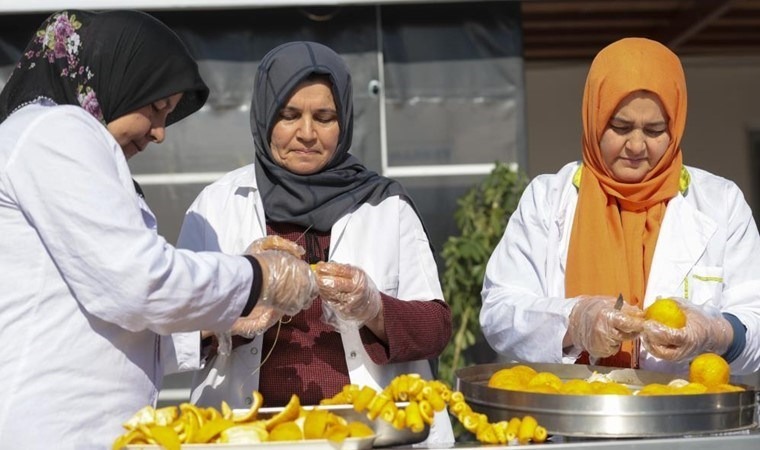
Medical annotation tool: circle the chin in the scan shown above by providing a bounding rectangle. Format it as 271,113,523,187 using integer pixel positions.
612,167,649,183
612,170,647,184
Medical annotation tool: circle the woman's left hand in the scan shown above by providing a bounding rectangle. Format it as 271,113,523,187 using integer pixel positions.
641,301,732,361
313,262,383,328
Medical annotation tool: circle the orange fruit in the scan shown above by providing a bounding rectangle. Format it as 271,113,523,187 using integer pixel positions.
689,353,730,387
645,298,686,328
637,383,672,396
524,384,560,394
527,372,563,391
488,367,534,391
709,383,745,393
510,365,538,380
558,379,593,395
676,382,709,395
592,382,632,395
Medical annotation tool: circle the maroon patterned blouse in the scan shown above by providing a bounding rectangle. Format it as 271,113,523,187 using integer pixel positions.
256,222,452,407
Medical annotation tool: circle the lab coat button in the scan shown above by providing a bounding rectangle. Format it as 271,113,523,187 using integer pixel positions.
349,351,357,359
250,347,258,355
245,396,253,405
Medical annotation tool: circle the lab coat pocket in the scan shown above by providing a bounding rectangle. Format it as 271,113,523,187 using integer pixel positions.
688,265,723,306
378,275,399,298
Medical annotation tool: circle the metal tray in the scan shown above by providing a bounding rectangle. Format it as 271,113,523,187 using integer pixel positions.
456,362,758,438
125,436,373,450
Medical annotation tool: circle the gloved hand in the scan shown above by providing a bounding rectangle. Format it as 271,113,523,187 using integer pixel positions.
209,237,305,349
245,235,305,258
231,304,284,337
212,304,284,356
641,299,732,361
234,250,318,339
568,296,645,358
314,262,382,331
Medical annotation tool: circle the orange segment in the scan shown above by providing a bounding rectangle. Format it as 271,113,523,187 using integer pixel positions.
269,421,303,441
348,421,374,438
303,409,330,439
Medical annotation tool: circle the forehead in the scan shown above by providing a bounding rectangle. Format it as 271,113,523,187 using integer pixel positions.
285,78,335,104
612,91,667,119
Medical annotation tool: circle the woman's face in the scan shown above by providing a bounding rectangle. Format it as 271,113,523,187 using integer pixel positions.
270,79,340,175
599,91,671,183
106,93,183,160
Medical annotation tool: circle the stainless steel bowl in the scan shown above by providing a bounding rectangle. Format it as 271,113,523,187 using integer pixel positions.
456,362,758,438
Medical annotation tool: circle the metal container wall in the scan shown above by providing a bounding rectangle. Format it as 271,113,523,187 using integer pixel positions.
456,362,758,438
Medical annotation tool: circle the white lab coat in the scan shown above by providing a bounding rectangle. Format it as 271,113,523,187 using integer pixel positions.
174,164,454,444
0,103,254,449
481,161,760,375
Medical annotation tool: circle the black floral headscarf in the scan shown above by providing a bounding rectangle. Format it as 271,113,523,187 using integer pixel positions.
0,10,209,126
252,41,414,232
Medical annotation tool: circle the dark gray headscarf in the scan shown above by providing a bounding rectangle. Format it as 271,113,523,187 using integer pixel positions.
252,41,412,232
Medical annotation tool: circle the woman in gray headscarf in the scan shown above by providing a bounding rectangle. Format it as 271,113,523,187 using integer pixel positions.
176,41,454,443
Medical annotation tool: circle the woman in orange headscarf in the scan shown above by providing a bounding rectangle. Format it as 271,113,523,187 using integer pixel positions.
481,38,759,375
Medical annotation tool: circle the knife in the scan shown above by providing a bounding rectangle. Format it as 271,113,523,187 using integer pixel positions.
614,293,624,310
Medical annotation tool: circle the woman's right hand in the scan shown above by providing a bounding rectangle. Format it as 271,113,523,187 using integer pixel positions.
568,296,645,358
249,249,318,316
245,235,305,258
230,304,284,338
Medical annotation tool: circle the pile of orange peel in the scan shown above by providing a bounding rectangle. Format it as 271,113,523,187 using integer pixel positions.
321,373,547,445
114,373,547,448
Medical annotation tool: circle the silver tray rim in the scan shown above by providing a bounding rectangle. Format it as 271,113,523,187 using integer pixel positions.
456,362,759,438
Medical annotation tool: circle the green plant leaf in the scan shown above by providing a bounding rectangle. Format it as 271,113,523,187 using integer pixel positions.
438,161,528,386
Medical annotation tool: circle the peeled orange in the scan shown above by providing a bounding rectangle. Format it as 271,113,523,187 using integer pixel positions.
645,298,686,329
689,352,730,387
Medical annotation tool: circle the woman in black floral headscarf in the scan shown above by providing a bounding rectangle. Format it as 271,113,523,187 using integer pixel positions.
0,11,317,448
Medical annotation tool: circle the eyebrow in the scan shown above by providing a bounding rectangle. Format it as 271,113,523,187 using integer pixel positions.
610,116,667,127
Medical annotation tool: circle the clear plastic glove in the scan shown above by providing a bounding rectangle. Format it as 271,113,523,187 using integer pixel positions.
231,304,284,337
234,250,318,339
314,262,382,331
245,235,305,258
216,237,308,355
213,305,284,356
568,296,646,359
641,299,732,361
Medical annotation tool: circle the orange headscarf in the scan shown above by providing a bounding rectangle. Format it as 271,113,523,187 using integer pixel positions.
565,38,687,367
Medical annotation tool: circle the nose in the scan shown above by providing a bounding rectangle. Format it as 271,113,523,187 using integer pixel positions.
625,130,646,154
150,125,166,144
296,117,316,142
